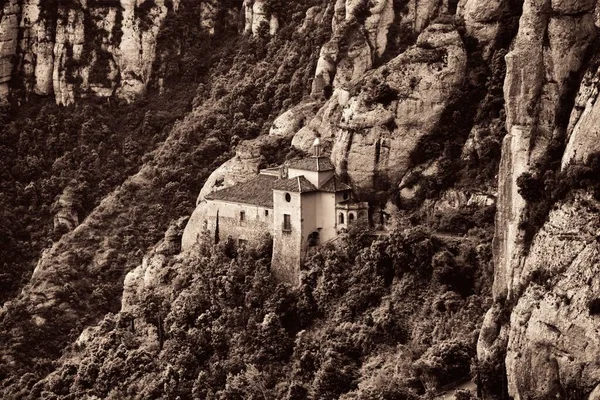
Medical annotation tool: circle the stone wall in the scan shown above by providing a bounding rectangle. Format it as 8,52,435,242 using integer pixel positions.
196,200,273,248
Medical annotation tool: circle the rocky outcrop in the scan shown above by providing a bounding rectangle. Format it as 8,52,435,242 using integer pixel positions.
269,101,319,138
196,140,263,205
52,184,80,233
492,0,597,301
18,0,172,105
478,0,600,398
19,0,56,96
114,0,169,103
311,0,378,97
562,59,600,168
504,192,600,399
1,0,200,104
122,217,186,313
243,0,279,36
0,0,20,97
311,0,459,98
298,23,467,189
461,0,506,58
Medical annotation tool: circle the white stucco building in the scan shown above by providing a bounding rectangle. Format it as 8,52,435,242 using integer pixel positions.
197,142,368,285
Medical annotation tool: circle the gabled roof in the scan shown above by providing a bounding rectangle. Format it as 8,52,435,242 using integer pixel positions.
273,176,318,193
205,174,278,208
287,156,335,172
320,175,352,192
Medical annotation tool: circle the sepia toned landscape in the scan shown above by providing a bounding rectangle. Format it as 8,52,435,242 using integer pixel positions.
0,1,599,399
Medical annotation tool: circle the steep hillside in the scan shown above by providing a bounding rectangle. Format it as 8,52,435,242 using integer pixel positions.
26,222,494,399
0,0,330,393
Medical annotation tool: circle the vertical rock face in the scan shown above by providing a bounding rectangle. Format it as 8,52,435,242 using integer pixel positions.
0,0,20,97
312,0,450,98
19,0,56,96
504,192,600,399
562,60,600,168
493,0,597,301
498,52,600,399
461,0,506,58
478,0,600,398
298,23,466,190
0,0,205,104
115,0,169,103
243,0,279,36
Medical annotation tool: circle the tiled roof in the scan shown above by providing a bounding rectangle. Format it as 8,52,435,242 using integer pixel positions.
273,176,318,193
320,175,352,192
287,156,335,172
205,175,278,207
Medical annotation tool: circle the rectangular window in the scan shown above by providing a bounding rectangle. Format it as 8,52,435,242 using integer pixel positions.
265,209,269,216
240,211,245,223
283,214,291,231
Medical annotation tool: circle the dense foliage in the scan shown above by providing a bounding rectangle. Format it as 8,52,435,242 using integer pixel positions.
517,151,600,248
0,0,332,391
0,1,515,397
26,222,492,400
0,93,189,304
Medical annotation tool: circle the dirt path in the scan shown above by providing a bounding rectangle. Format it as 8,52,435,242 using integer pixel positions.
434,381,477,400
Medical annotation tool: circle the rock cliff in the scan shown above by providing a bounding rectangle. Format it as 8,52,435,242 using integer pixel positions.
0,0,229,104
504,191,600,399
299,23,466,189
562,57,600,168
243,0,279,36
477,0,600,398
0,0,19,97
492,0,597,301
311,0,454,98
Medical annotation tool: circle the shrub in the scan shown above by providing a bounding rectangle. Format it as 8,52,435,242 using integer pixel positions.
413,339,472,389
368,83,399,106
588,299,600,315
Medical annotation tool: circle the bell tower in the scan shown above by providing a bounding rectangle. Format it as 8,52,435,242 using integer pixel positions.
312,137,321,157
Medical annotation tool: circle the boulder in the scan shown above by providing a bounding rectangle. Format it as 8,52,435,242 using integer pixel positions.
269,102,319,138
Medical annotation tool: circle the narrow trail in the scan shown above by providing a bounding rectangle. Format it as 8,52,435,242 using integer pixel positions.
434,381,477,399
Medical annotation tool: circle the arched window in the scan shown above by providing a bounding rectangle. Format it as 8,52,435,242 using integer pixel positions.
358,211,367,219
349,213,355,223
339,212,345,224
285,193,291,202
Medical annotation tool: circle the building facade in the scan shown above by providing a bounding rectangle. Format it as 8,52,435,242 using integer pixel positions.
200,145,368,285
